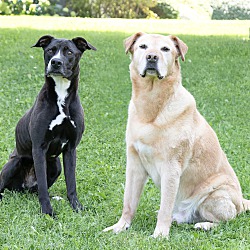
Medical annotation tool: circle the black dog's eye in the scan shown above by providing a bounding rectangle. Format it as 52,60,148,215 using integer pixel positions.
161,47,170,52
47,47,57,55
139,44,147,49
67,50,73,55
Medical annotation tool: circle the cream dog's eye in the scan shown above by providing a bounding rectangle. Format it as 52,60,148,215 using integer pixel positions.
139,44,147,49
161,47,170,52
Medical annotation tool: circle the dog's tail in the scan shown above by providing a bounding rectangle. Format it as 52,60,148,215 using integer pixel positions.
242,199,250,212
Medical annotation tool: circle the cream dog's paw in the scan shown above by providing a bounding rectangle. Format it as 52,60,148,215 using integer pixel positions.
103,218,130,234
152,226,169,239
194,222,217,231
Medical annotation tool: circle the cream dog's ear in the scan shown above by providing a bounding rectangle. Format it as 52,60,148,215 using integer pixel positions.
170,35,188,61
124,32,145,54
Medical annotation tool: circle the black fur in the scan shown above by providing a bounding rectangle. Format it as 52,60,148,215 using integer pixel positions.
0,36,96,216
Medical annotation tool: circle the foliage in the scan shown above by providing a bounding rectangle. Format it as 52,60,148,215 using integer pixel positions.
211,0,250,20
66,0,212,19
0,0,47,15
1,0,250,20
153,0,212,19
0,0,11,14
151,1,178,19
67,0,157,18
0,0,75,16
152,0,250,20
0,17,249,249
67,0,212,19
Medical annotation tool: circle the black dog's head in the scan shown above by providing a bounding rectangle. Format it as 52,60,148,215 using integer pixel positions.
32,35,96,80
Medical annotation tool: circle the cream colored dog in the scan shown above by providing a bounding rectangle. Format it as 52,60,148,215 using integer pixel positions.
104,32,250,238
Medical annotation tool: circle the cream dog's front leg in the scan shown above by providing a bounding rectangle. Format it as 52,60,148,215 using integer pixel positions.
103,149,148,233
153,163,181,238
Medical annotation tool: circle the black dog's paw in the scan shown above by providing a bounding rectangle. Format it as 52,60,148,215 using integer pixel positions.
70,197,84,212
42,209,57,219
41,202,54,217
75,202,84,212
0,193,2,200
43,211,57,220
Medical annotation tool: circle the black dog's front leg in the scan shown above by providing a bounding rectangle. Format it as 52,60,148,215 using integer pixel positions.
32,148,53,216
63,148,83,211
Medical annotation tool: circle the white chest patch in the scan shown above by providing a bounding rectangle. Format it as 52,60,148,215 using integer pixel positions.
133,140,161,187
49,76,76,130
134,140,153,163
61,140,69,149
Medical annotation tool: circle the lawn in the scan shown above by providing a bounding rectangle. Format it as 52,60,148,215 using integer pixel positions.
0,16,249,249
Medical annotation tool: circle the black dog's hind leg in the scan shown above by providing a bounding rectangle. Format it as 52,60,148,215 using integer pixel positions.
47,157,62,189
0,152,25,198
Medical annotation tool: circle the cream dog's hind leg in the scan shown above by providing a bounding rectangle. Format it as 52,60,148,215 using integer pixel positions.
194,188,241,230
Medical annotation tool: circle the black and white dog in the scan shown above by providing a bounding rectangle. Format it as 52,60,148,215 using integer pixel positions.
0,35,96,216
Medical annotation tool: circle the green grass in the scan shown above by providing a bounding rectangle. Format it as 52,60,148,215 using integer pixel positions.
0,16,249,249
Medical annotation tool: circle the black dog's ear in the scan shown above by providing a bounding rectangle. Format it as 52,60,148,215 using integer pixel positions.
72,37,97,53
31,35,54,49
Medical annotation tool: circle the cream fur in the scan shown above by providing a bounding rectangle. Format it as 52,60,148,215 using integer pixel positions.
103,33,249,238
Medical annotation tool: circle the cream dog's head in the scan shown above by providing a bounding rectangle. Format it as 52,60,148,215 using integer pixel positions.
124,32,188,80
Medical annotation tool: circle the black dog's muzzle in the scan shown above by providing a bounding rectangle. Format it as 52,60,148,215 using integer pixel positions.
51,58,63,70
46,58,69,78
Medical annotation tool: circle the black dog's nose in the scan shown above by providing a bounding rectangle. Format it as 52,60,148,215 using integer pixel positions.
146,54,158,63
51,58,63,69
